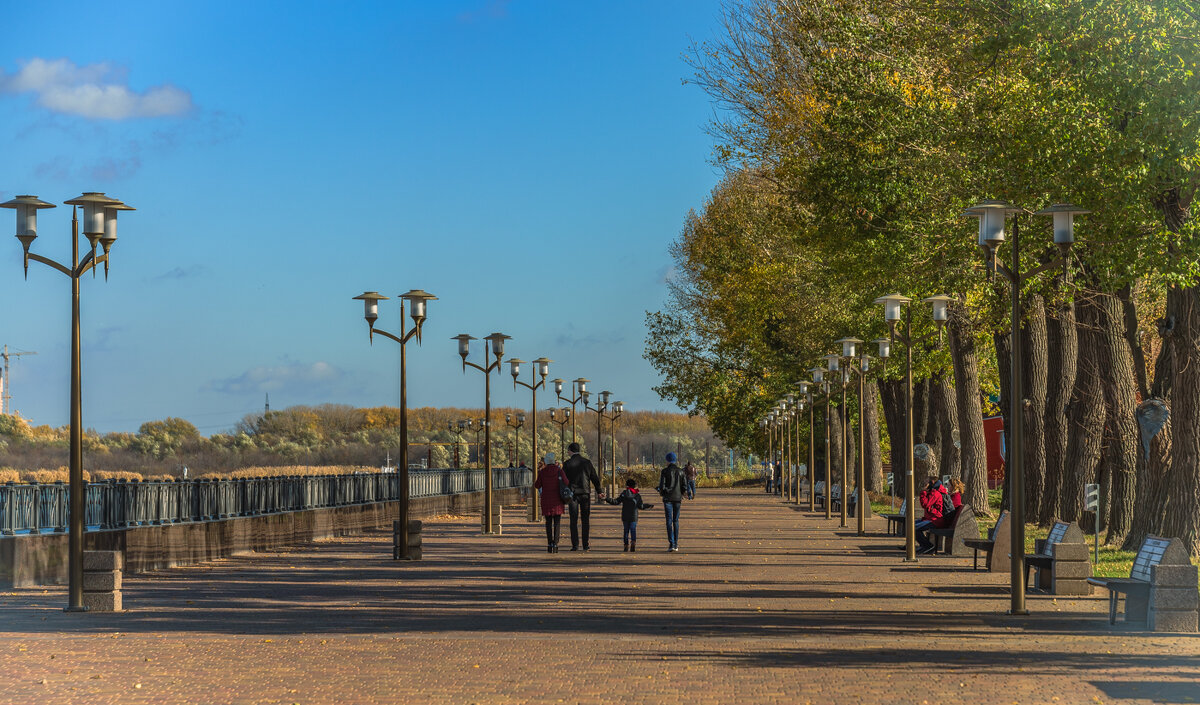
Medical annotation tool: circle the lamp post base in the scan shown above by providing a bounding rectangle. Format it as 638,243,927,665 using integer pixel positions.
1006,609,1031,616
64,606,90,613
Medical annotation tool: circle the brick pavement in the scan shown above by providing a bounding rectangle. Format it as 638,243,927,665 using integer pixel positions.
1,488,1197,705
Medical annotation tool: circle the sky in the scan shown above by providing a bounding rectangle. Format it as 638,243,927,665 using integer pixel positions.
0,0,726,434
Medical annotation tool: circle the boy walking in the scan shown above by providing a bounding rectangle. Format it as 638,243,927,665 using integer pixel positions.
605,478,653,551
657,452,688,552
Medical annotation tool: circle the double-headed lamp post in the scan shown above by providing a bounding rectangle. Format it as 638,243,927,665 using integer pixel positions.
835,337,864,529
548,406,571,457
352,289,436,560
583,389,612,485
962,199,1088,615
602,400,625,495
809,366,832,518
823,352,850,527
873,293,949,561
2,192,133,611
843,344,871,536
454,332,510,534
509,356,550,521
796,381,814,509
504,412,525,464
553,377,589,444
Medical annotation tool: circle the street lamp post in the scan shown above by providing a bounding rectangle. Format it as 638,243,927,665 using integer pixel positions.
798,383,815,510
2,193,133,611
874,293,948,561
809,366,831,519
504,412,525,465
454,332,510,534
845,349,871,536
605,400,625,495
963,199,1088,615
582,389,611,492
352,289,436,560
553,377,589,444
509,356,550,521
781,398,794,503
548,406,571,457
823,353,849,528
450,420,466,469
835,338,863,528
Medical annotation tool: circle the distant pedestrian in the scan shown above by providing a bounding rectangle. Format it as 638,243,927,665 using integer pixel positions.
605,478,652,552
532,452,566,552
684,461,698,499
657,452,688,552
562,442,604,551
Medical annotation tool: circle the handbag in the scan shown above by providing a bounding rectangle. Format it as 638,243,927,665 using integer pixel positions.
557,469,574,503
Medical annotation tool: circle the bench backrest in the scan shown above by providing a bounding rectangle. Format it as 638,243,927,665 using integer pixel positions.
987,510,1010,541
1038,521,1070,556
1131,536,1174,582
814,481,825,493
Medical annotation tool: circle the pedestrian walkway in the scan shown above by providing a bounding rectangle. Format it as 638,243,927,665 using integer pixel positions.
1,488,1197,704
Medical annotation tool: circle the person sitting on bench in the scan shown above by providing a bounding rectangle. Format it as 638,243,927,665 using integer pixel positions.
915,479,951,554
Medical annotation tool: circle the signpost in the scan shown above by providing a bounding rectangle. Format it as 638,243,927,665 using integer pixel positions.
888,472,895,510
1084,483,1100,565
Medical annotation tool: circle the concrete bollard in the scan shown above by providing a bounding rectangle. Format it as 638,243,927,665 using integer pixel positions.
480,505,502,534
81,550,123,612
1149,561,1199,633
1049,541,1093,596
393,520,422,561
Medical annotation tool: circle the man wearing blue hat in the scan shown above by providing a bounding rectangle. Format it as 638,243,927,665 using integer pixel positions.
656,452,688,552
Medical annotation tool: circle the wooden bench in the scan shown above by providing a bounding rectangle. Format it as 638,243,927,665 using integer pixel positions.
1087,535,1193,626
813,481,826,508
962,510,1009,572
925,504,978,556
881,500,906,536
1024,520,1089,594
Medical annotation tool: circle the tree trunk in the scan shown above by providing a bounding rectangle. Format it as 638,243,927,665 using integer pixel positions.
863,381,884,492
1042,296,1078,525
1125,288,1173,551
1021,294,1049,524
1097,288,1139,544
1160,285,1200,554
914,378,930,446
879,378,906,480
948,300,990,515
1062,295,1106,523
913,443,938,486
935,372,960,481
829,400,844,484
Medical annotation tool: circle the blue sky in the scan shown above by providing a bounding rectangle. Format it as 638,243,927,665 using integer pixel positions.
0,1,725,433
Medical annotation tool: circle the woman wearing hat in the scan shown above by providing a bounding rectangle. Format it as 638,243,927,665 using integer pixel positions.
533,452,567,552
656,452,688,552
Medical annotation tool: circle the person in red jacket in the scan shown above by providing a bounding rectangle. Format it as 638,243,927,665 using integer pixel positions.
532,452,567,553
915,479,949,554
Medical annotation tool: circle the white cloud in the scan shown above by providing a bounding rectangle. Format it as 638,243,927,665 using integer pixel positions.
207,361,345,396
0,58,193,120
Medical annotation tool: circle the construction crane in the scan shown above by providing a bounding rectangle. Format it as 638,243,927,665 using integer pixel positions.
1,345,36,415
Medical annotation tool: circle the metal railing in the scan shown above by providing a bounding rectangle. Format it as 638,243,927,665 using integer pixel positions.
0,468,532,536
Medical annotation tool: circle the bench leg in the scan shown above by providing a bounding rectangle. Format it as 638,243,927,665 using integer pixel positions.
1109,592,1118,625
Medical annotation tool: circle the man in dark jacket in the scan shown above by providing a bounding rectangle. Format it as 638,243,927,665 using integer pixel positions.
657,452,688,552
562,442,603,551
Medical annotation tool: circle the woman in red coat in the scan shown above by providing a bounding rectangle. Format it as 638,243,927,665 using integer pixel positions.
533,452,567,552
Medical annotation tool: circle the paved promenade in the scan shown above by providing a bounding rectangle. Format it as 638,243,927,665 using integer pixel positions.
1,488,1197,705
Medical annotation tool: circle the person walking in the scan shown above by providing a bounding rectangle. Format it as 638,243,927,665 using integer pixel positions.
683,461,698,499
532,452,567,552
605,478,653,551
561,442,604,551
657,452,688,552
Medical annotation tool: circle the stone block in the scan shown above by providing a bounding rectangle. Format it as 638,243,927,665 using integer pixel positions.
1052,561,1092,580
82,551,122,571
405,534,422,549
1050,542,1089,562
405,547,422,561
1151,587,1199,611
1149,609,1198,633
82,571,122,592
1151,564,1199,586
480,506,502,534
407,520,423,534
1125,592,1150,622
1052,579,1092,596
82,590,122,612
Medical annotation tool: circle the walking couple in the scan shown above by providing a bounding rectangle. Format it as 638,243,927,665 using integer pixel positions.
533,442,604,552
